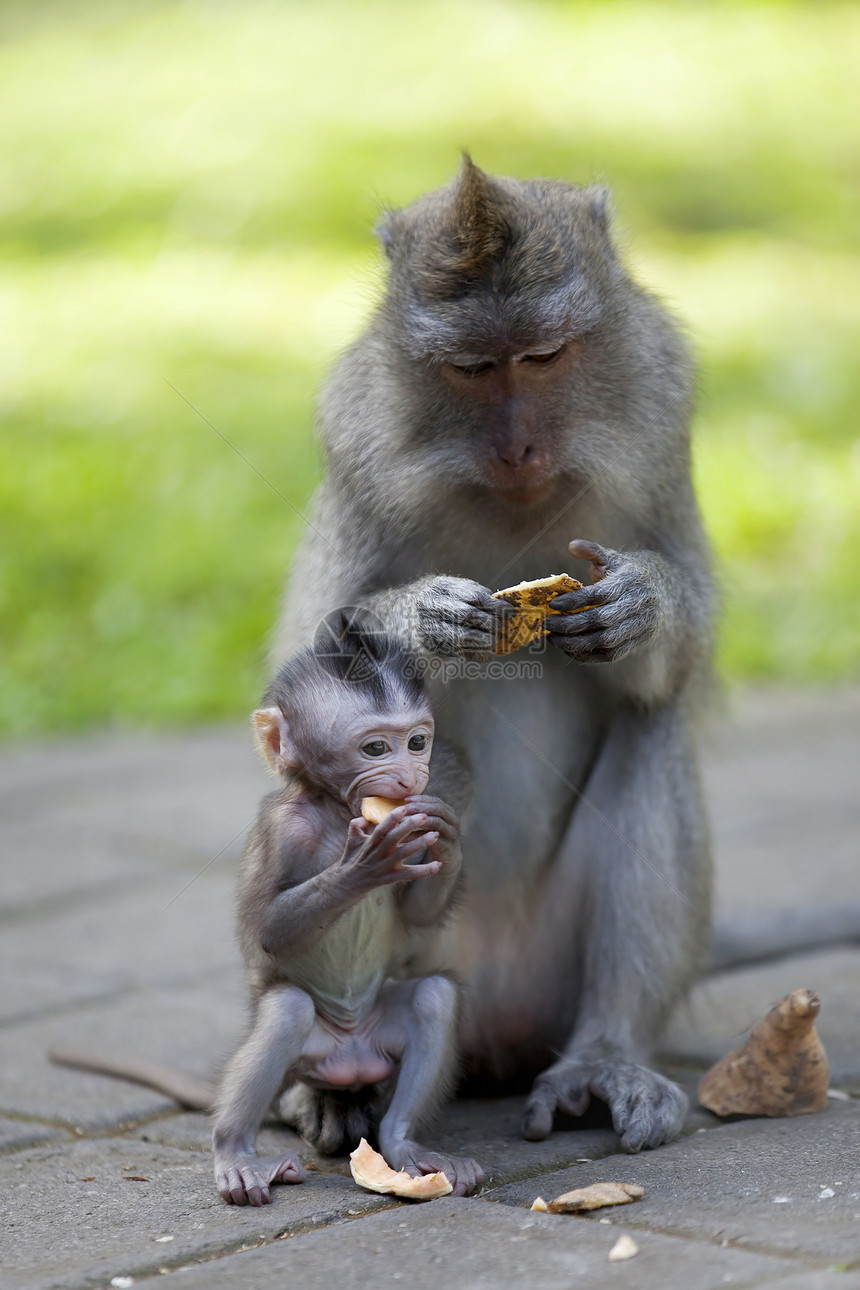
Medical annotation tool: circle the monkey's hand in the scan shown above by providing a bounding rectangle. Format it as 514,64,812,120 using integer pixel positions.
337,809,442,895
403,795,461,872
412,575,513,660
545,540,662,663
383,1140,484,1197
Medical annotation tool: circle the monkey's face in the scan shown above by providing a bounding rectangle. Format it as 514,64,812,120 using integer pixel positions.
438,339,586,504
379,162,623,507
337,705,434,813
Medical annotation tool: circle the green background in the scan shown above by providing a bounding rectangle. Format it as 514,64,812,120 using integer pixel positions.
2,0,858,736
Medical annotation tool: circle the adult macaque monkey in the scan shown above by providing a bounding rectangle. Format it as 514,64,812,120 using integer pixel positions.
274,157,714,1154
213,614,482,1205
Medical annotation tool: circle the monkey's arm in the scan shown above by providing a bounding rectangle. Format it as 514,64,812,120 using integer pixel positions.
247,812,442,961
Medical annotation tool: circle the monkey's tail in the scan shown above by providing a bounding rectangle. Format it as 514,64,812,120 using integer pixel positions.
710,904,860,973
48,1046,215,1112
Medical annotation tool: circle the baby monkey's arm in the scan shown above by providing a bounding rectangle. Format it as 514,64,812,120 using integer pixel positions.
251,806,442,960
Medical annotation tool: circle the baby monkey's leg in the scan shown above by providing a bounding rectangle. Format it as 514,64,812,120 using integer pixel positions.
377,976,484,1196
213,985,317,1206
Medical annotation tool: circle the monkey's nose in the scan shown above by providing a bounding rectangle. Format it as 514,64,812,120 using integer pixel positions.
497,441,534,468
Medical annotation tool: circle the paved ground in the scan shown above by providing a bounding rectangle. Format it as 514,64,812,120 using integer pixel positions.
1,688,859,1290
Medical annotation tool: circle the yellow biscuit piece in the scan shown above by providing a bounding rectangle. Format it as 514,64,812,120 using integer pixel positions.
361,796,405,824
492,573,584,656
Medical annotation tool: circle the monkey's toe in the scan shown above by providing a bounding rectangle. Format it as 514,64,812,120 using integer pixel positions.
416,1152,484,1196
594,1065,687,1153
521,1084,556,1141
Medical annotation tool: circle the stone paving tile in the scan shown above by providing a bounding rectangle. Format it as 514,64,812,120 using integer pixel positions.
0,980,243,1127
0,1136,394,1290
0,822,161,917
0,873,239,1024
759,1278,860,1290
664,948,860,1086
0,729,265,860
488,1101,860,1266
704,689,860,916
129,1195,809,1290
0,1116,71,1154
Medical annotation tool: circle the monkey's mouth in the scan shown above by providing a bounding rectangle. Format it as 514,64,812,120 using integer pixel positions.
487,475,560,507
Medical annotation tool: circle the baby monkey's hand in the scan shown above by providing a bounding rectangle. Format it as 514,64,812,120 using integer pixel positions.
339,806,442,895
403,795,461,873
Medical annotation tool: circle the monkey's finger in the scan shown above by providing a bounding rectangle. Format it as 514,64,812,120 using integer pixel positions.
568,539,617,582
409,815,456,843
462,587,515,617
403,796,459,828
447,603,505,631
454,629,499,653
393,833,440,865
522,1083,557,1141
545,606,610,637
222,1167,249,1206
348,817,373,842
546,630,619,663
239,1170,268,1207
373,814,431,853
365,805,412,842
550,581,614,612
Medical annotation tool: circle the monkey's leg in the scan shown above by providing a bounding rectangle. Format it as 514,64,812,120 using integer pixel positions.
521,700,710,1153
377,977,484,1196
213,986,319,1206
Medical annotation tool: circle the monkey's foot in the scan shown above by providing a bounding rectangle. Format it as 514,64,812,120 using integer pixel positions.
280,1084,381,1155
522,1058,687,1153
382,1140,484,1197
215,1151,304,1206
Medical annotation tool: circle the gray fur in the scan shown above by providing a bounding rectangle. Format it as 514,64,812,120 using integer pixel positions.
212,639,483,1205
273,159,715,1152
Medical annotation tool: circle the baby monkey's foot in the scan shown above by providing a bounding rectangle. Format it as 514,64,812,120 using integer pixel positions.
384,1140,484,1196
215,1151,304,1206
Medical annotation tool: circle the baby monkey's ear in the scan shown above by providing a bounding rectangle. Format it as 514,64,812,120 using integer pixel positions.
253,707,298,776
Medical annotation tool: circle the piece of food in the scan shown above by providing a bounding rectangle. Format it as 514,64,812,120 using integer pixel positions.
546,1182,644,1213
531,1196,549,1212
349,1138,452,1200
698,988,829,1118
492,574,584,656
361,796,406,825
608,1234,639,1262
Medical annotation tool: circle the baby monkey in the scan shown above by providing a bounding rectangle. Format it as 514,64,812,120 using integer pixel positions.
216,613,482,1205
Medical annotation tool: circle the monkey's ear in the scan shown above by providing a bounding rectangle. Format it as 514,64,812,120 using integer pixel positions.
584,185,611,232
253,707,298,776
375,209,402,259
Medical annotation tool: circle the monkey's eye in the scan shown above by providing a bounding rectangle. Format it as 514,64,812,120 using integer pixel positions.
518,345,565,366
361,740,389,757
447,357,496,379
408,734,429,752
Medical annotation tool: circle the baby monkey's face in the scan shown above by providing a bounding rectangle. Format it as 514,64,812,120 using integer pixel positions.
338,703,434,812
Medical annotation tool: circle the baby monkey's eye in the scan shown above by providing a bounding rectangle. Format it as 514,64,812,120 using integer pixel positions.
408,734,428,752
361,740,389,757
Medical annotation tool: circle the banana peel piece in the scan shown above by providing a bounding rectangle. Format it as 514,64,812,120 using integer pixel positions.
492,574,584,656
698,988,829,1118
349,1138,452,1200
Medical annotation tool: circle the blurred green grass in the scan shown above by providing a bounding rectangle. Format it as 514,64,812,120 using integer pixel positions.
1,0,858,736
